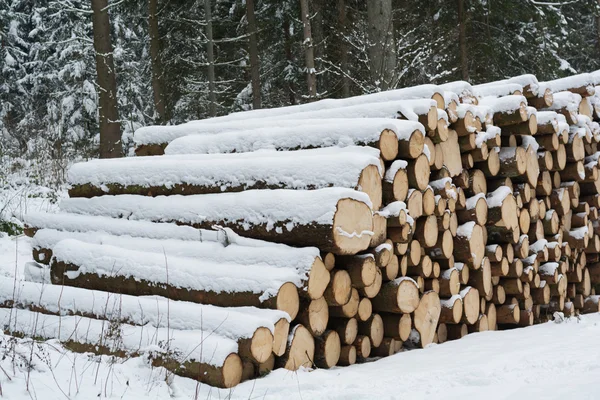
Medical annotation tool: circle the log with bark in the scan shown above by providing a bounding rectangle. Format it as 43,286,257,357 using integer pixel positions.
59,188,375,255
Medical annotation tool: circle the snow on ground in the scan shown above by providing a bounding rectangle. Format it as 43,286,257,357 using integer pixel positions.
0,235,598,399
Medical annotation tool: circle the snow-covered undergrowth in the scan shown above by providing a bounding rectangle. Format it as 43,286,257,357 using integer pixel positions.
0,235,597,399
0,157,67,236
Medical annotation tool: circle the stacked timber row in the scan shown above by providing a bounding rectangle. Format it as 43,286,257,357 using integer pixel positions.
13,72,600,390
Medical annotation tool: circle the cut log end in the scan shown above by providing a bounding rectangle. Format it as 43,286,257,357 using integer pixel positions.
244,327,274,364
307,257,330,300
273,318,291,356
332,198,374,255
221,353,244,388
281,325,315,371
379,129,400,161
276,282,300,320
358,165,383,211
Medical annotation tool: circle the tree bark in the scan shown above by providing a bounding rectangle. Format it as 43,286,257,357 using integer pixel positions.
148,0,167,123
204,0,217,116
91,0,122,158
300,0,317,100
337,0,350,97
283,17,296,105
457,0,469,81
366,0,396,91
246,0,261,109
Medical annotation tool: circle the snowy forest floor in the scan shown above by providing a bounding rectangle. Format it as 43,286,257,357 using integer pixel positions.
0,236,597,399
0,184,598,399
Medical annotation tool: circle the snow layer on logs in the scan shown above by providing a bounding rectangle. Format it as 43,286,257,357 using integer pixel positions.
478,95,527,113
384,160,409,182
548,92,582,112
164,119,424,156
51,239,305,298
134,85,442,144
486,186,513,208
542,74,595,94
59,188,373,230
537,111,560,126
68,146,383,190
33,228,321,279
228,99,437,124
0,307,237,368
439,81,475,100
0,278,289,338
473,82,523,98
24,212,225,242
476,127,500,148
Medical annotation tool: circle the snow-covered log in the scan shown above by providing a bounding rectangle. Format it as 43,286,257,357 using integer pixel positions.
439,81,477,105
542,74,596,97
163,118,425,161
50,239,302,319
0,278,289,362
473,82,523,98
544,91,581,125
23,212,224,241
68,147,384,210
0,307,243,388
59,188,375,255
196,99,436,135
479,95,528,126
528,84,554,109
134,85,444,152
32,228,330,300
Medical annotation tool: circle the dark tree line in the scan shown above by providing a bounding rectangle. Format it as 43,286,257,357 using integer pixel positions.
1,0,600,162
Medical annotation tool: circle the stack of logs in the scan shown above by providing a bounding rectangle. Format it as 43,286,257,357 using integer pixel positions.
15,71,600,390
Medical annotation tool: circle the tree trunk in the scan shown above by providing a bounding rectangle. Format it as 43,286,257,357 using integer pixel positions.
91,0,122,158
148,0,167,123
337,0,350,97
457,0,469,81
300,0,317,100
204,0,217,116
311,0,324,92
246,0,261,109
366,0,396,91
283,17,296,105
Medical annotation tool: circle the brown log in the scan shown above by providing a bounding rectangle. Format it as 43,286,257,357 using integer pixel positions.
330,317,358,345
371,277,420,313
276,325,315,371
324,270,352,307
338,345,357,366
314,330,341,369
410,290,441,348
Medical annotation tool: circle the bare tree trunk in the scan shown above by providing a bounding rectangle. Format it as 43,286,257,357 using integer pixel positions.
148,0,167,123
311,0,324,93
366,0,396,91
300,0,317,100
457,0,469,81
283,17,296,105
246,0,261,109
596,0,600,54
204,0,217,117
337,0,350,98
91,0,122,158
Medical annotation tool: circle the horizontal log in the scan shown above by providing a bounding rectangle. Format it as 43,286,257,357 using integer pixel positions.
32,228,329,300
59,188,374,255
71,148,384,211
0,307,244,388
50,240,301,319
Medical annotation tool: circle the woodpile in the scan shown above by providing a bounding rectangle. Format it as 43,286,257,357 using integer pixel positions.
12,71,600,389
